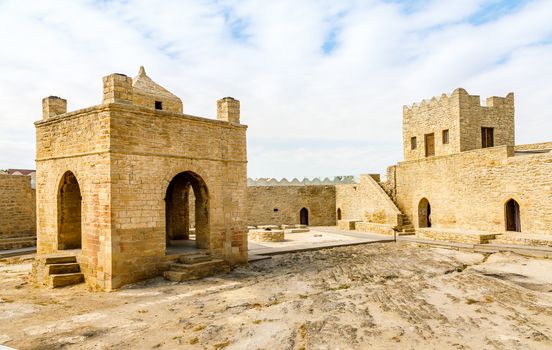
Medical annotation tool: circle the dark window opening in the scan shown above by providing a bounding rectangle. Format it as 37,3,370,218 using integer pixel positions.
337,208,342,220
155,101,163,110
482,127,494,148
425,133,435,157
442,129,449,144
273,208,278,212
411,137,417,150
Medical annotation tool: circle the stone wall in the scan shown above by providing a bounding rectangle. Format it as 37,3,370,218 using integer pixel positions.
392,145,552,235
335,174,402,228
403,88,514,161
247,185,336,226
0,174,36,238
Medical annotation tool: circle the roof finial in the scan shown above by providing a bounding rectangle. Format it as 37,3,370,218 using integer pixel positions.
138,66,146,76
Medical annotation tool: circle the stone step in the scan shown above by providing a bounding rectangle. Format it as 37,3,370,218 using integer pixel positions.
164,259,228,282
48,262,80,275
0,236,37,250
49,273,84,288
178,254,212,264
44,256,77,265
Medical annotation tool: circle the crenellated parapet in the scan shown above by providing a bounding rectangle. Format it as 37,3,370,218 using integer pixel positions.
247,176,357,187
403,88,515,162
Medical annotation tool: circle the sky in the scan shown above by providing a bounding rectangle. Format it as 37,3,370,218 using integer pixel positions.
0,0,551,179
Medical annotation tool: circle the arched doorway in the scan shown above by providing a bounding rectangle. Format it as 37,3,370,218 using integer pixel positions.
300,208,309,226
418,198,431,228
165,171,209,249
337,208,342,220
505,199,521,232
58,171,82,250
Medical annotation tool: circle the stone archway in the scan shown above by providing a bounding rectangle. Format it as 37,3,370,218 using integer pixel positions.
58,171,82,250
418,198,431,228
300,207,309,226
165,171,209,249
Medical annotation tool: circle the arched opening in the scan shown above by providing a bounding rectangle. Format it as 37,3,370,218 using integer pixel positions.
337,208,342,220
505,199,521,232
58,171,82,250
300,208,309,226
418,198,431,228
165,171,209,250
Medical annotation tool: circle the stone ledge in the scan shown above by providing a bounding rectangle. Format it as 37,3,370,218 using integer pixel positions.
417,228,498,244
355,222,396,235
337,220,360,231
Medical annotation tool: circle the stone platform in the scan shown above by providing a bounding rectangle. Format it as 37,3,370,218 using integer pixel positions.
417,228,498,244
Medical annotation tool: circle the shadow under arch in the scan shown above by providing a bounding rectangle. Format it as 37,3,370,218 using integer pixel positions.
58,171,82,250
165,171,210,250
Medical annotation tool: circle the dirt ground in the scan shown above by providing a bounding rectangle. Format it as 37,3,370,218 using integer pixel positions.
1,242,552,350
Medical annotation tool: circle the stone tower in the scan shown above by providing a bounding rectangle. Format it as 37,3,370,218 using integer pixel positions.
35,67,248,290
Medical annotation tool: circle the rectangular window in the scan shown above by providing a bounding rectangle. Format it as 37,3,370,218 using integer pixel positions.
411,137,417,150
155,100,163,110
425,133,435,157
481,127,494,148
442,129,449,144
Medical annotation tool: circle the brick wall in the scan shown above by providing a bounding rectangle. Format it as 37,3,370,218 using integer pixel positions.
0,174,36,238
247,185,336,226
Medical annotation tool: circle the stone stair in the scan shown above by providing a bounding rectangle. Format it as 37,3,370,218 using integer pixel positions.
0,234,36,250
164,253,229,282
33,255,84,288
399,215,416,235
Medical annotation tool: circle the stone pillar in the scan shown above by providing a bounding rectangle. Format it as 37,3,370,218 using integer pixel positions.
102,73,133,105
217,97,240,123
42,96,67,119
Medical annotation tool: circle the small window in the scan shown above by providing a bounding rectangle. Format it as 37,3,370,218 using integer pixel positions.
411,137,417,150
442,129,449,144
482,127,494,148
273,208,278,212
155,101,163,110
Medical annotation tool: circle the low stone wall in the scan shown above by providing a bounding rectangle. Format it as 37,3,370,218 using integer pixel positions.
492,233,552,247
338,220,359,230
355,222,396,235
417,228,497,244
0,174,36,239
249,229,285,242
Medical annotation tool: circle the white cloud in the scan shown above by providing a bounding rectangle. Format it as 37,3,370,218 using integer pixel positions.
0,0,551,179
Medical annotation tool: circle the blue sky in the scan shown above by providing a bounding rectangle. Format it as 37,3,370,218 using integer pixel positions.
0,0,551,179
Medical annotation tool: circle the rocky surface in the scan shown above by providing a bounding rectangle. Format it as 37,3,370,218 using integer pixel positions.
1,243,552,349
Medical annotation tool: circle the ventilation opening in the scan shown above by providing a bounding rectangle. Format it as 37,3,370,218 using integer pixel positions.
337,208,342,220
155,101,163,110
273,208,278,212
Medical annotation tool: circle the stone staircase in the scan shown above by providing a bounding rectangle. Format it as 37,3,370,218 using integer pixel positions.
33,254,84,288
0,234,36,250
164,252,229,282
399,215,416,235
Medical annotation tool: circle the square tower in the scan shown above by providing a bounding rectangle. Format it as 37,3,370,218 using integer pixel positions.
35,67,248,290
402,88,514,161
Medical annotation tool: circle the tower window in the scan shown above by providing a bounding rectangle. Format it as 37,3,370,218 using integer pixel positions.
155,101,163,110
442,129,449,144
482,127,494,148
411,137,417,150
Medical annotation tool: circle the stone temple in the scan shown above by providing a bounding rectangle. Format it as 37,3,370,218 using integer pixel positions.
33,67,248,291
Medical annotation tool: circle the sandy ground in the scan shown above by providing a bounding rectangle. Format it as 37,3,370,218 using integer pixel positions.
1,242,552,350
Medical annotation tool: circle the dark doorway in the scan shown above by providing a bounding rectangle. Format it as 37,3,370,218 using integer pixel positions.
482,127,494,148
300,208,309,226
337,208,342,220
165,172,209,250
58,171,82,250
418,198,431,228
505,199,521,232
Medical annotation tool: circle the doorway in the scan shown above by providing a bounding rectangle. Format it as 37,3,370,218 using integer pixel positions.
505,199,521,232
300,208,309,226
418,198,431,228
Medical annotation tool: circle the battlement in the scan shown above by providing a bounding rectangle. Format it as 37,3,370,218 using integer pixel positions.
403,88,515,161
247,176,357,187
403,88,514,115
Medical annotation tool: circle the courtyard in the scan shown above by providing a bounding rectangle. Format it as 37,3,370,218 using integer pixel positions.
1,240,552,349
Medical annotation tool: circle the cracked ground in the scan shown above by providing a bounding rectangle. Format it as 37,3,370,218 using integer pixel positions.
1,242,552,349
